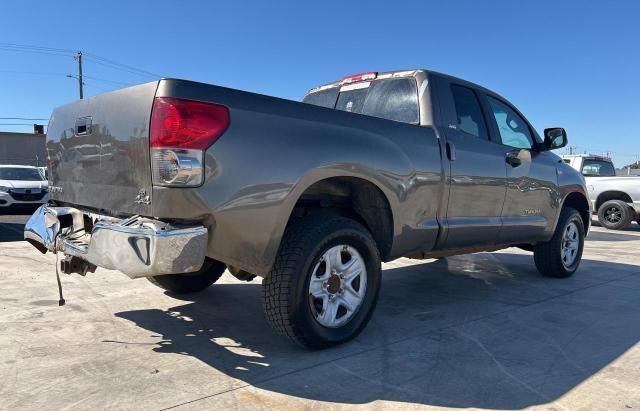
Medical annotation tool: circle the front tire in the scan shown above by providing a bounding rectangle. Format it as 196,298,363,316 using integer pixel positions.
262,216,381,349
598,200,633,230
534,207,585,278
147,258,226,293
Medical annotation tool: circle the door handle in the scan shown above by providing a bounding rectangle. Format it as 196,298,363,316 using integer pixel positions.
505,152,522,167
446,141,456,161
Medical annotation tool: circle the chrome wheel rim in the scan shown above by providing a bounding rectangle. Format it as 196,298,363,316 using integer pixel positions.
561,221,580,268
308,245,367,328
604,206,621,223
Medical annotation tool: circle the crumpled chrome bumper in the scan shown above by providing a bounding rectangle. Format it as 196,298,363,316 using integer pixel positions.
24,205,208,278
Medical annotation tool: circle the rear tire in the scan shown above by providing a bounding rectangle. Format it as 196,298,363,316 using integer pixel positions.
147,258,226,293
262,216,381,349
597,200,633,230
534,207,584,278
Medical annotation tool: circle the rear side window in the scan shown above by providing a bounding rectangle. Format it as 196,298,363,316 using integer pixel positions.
450,85,489,140
302,88,339,108
582,160,616,177
303,78,419,124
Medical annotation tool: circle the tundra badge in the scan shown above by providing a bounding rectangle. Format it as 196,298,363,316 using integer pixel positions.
134,189,150,205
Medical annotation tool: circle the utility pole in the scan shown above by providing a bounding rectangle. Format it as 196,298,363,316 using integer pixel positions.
75,51,84,99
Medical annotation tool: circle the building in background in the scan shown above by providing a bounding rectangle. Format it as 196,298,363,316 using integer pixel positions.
0,131,46,166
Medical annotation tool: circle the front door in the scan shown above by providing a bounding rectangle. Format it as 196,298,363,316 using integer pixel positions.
482,95,560,244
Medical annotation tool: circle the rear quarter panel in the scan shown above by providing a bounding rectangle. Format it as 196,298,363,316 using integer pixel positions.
153,79,444,275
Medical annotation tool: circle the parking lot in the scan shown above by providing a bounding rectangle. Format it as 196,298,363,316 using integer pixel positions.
1,211,639,410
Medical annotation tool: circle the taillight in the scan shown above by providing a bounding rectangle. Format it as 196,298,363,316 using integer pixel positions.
149,97,229,187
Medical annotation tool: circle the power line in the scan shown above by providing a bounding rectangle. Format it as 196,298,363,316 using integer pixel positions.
0,42,75,54
0,44,75,58
83,51,159,77
0,123,47,126
83,54,160,79
82,81,110,93
0,117,48,121
1,69,133,90
0,69,67,76
0,42,161,80
83,75,132,86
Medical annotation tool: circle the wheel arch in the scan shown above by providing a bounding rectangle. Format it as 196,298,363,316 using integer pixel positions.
595,190,633,210
561,191,591,234
285,176,395,261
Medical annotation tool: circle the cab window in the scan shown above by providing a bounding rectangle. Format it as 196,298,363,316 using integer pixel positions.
450,84,489,140
487,96,534,149
303,78,419,124
582,160,616,177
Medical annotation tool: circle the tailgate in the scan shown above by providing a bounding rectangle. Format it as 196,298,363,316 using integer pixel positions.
46,81,158,216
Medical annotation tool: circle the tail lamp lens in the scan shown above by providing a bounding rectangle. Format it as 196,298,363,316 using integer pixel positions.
149,97,229,187
150,97,229,150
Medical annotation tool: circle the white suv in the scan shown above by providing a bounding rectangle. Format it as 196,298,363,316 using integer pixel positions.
0,165,49,209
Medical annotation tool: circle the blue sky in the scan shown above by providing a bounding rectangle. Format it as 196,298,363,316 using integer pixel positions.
1,0,638,166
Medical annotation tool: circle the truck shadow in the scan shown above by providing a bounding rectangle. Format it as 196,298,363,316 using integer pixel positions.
587,230,640,242
0,223,27,242
115,253,640,409
591,218,640,232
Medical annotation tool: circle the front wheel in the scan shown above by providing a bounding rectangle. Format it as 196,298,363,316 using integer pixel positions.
147,258,226,293
262,216,381,349
534,207,585,278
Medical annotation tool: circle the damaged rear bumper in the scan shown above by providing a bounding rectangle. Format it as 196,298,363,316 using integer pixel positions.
24,205,208,278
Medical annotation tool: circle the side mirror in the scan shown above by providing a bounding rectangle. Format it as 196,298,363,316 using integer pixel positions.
541,127,568,151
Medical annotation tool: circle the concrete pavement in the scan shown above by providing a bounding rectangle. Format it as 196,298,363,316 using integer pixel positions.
1,212,639,410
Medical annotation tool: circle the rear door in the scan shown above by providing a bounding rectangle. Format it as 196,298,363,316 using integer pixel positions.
436,79,507,249
46,81,158,216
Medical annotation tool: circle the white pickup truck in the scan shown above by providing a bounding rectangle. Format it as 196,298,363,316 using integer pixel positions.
563,155,640,230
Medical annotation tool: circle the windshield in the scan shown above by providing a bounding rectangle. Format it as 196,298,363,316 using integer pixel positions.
303,77,419,124
0,167,45,181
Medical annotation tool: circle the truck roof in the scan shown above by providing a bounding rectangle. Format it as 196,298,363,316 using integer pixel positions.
305,68,512,103
562,154,613,160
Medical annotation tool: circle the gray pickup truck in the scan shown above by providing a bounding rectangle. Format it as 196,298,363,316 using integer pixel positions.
25,69,590,348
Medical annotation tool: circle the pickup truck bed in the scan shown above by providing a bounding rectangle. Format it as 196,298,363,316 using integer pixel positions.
26,69,591,348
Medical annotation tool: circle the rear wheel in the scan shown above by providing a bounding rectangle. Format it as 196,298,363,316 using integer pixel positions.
262,216,381,349
534,207,585,278
597,200,633,230
147,258,226,293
